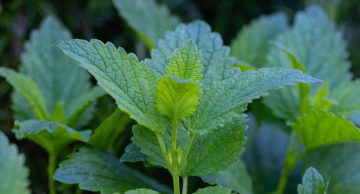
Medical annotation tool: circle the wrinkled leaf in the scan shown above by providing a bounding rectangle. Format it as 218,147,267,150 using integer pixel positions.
298,167,328,194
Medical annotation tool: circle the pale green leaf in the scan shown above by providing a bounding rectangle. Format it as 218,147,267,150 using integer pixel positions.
0,67,49,121
53,147,171,194
125,188,160,194
0,131,30,194
193,186,231,194
155,76,200,119
185,68,321,134
165,39,203,82
50,101,65,124
201,159,253,194
55,39,170,133
13,120,90,154
298,167,328,194
112,0,180,50
311,82,337,111
88,109,130,151
290,110,360,151
329,80,360,117
304,143,360,193
144,20,240,87
230,12,289,68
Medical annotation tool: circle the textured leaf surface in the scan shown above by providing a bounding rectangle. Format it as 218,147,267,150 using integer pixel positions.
193,186,231,194
14,120,90,154
185,116,247,176
53,147,171,194
125,188,160,194
304,143,360,193
56,39,170,133
230,13,289,68
155,76,200,119
291,110,360,150
201,159,253,194
330,80,360,117
144,20,240,87
120,143,148,163
185,68,321,134
263,6,352,121
0,131,30,194
0,67,49,121
112,0,179,49
17,15,96,127
298,167,328,194
88,109,130,151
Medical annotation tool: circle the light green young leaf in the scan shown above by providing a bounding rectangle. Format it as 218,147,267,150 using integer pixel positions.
311,82,337,111
230,13,289,68
112,0,180,50
0,131,30,194
165,39,203,82
298,167,328,194
125,188,160,194
88,109,130,151
53,147,171,194
263,6,352,121
304,143,360,193
50,101,65,124
185,68,321,134
290,110,360,151
17,15,96,128
55,39,170,133
13,120,90,154
330,80,360,117
193,186,231,194
0,67,49,121
155,76,201,120
144,20,240,87
201,159,253,194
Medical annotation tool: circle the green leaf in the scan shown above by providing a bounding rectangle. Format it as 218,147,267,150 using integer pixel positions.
155,76,201,120
330,80,360,117
13,120,90,154
88,109,130,151
125,188,160,194
201,159,253,194
263,6,352,121
290,110,360,151
53,147,171,194
298,167,328,194
121,143,148,163
185,68,321,134
185,116,247,176
18,15,95,127
230,12,289,68
304,143,360,193
165,39,203,82
144,20,240,87
311,81,337,111
112,0,180,50
193,186,231,194
0,67,49,121
0,131,30,194
55,39,170,133
50,101,65,124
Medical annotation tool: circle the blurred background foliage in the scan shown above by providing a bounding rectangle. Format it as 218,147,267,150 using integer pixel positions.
0,0,359,193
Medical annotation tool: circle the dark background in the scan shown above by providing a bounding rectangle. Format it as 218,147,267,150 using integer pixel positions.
1,0,359,193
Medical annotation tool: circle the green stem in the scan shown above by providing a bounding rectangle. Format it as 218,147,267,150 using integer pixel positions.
172,174,180,194
155,133,170,169
178,132,197,173
182,176,188,194
47,153,57,194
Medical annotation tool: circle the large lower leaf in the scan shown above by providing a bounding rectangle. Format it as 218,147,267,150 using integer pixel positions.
54,147,171,194
303,143,360,193
193,186,231,194
290,110,360,151
14,120,90,154
185,68,321,134
112,0,180,50
298,167,328,194
201,159,253,194
230,12,289,68
0,131,30,194
56,39,170,133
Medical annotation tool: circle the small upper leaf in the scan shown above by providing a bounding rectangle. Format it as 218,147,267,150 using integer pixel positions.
298,167,328,194
112,0,180,50
290,110,360,151
0,131,30,194
193,186,231,194
53,147,171,194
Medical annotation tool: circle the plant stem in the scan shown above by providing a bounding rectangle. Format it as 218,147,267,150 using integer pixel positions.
172,173,180,194
178,132,197,173
182,176,188,194
156,133,170,169
47,153,57,194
